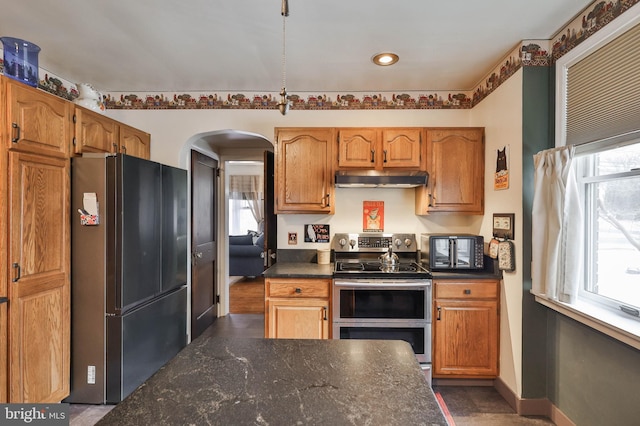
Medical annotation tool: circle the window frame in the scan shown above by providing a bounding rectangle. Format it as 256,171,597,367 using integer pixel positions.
576,148,640,313
547,5,640,348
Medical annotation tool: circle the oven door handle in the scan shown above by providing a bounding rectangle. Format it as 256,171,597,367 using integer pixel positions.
334,280,431,288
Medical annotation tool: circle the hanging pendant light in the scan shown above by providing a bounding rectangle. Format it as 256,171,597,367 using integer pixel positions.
277,0,290,115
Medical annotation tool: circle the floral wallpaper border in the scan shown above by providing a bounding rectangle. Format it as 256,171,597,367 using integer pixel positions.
0,0,635,111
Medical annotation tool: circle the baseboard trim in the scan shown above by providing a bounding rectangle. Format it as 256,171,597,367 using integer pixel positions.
432,378,494,387
494,377,576,426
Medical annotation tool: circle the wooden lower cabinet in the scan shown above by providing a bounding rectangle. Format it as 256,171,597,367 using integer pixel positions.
0,301,7,402
7,152,70,402
432,279,499,378
265,278,330,339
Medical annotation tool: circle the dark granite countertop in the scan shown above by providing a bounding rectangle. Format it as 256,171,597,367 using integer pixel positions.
96,337,446,426
263,262,334,278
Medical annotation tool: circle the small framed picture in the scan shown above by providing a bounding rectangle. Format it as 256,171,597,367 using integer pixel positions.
492,213,515,240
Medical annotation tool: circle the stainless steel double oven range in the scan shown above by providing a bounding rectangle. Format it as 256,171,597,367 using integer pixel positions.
332,233,432,380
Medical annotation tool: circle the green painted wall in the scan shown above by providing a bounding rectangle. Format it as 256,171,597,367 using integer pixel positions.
521,65,553,399
547,314,640,424
521,65,640,423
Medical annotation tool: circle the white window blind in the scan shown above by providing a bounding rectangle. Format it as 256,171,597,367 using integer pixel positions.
566,21,640,146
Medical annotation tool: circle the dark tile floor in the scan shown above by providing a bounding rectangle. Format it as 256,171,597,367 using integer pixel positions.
70,314,555,426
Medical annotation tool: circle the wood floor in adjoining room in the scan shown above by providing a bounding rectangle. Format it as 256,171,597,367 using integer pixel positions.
229,276,265,314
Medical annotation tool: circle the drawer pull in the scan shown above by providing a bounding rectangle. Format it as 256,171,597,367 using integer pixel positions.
12,263,21,282
295,287,302,294
464,289,471,295
12,123,21,143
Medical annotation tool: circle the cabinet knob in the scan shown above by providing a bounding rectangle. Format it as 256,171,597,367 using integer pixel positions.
295,287,302,294
464,289,471,295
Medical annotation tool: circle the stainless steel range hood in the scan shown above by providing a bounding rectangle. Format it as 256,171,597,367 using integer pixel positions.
335,170,429,188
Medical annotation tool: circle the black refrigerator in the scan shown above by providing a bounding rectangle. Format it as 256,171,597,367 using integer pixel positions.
66,153,188,404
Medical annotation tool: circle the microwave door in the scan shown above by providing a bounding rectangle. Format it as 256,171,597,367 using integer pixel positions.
456,238,471,268
433,239,452,268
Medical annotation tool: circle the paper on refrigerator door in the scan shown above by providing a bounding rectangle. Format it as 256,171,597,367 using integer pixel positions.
83,192,99,215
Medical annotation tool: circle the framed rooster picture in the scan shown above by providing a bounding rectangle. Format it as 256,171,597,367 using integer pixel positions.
363,201,384,232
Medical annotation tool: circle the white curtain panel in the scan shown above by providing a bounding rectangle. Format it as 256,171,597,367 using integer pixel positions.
531,145,583,303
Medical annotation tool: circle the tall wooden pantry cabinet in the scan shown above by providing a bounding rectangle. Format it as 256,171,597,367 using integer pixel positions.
1,76,72,402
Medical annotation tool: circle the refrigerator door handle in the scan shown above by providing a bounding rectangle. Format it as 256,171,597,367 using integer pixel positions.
192,251,203,265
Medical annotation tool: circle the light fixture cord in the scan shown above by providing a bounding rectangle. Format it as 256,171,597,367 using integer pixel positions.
281,3,287,91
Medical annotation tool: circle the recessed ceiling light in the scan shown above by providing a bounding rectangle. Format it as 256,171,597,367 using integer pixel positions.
372,53,399,66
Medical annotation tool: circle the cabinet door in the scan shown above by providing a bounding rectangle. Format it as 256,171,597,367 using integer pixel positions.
417,128,484,214
275,128,334,213
120,123,151,159
337,128,378,168
8,152,70,402
74,106,118,155
433,299,498,377
267,299,329,339
4,78,71,157
381,128,422,169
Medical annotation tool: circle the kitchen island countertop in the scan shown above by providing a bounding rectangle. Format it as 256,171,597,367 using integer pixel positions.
96,336,446,425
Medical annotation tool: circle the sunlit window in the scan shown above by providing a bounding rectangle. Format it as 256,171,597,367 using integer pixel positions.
579,142,640,311
229,198,258,235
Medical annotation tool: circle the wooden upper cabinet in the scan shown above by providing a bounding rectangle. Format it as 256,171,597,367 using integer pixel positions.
74,107,151,159
381,128,422,169
416,128,484,215
4,77,72,157
275,128,334,214
120,123,151,160
337,128,378,168
74,106,118,155
337,128,422,170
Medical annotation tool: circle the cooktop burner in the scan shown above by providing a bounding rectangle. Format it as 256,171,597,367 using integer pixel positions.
336,260,421,273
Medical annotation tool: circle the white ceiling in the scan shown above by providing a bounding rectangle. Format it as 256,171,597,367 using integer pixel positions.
1,0,592,94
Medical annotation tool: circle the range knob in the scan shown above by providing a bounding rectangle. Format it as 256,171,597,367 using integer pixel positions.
338,238,347,247
394,238,402,248
404,238,413,248
349,239,356,249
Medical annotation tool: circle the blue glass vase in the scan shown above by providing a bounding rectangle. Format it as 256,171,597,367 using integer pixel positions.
1,37,41,87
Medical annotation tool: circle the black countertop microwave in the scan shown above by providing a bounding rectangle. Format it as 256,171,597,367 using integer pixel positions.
421,234,484,271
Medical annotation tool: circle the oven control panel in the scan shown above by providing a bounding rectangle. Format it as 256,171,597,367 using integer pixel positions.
333,233,416,252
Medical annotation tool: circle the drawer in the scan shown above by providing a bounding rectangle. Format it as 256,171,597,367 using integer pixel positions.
267,279,330,298
435,280,499,299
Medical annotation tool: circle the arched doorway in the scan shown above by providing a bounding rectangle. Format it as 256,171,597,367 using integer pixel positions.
180,130,274,340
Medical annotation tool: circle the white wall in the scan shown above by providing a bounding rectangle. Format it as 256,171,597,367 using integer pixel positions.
471,70,524,396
